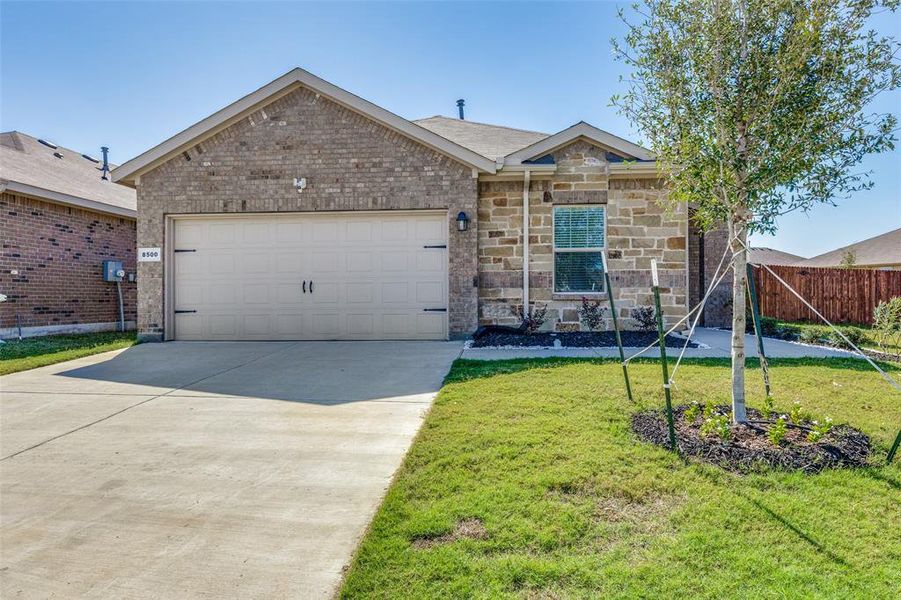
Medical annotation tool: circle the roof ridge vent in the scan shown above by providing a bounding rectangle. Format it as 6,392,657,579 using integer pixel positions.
38,139,58,149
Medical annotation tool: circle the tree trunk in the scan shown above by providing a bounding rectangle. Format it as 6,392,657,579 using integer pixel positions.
729,215,748,423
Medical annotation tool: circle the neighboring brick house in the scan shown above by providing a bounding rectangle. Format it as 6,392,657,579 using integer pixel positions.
1,132,137,338
113,68,726,342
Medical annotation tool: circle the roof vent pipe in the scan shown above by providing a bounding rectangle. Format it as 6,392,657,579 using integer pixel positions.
100,146,110,180
457,99,465,120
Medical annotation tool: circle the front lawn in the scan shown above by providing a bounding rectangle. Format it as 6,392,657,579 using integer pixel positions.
341,358,900,599
0,331,136,375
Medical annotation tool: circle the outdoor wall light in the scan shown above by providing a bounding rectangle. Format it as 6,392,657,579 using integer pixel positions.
456,211,469,232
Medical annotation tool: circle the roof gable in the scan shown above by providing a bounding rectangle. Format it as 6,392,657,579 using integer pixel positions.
113,68,497,185
503,121,654,164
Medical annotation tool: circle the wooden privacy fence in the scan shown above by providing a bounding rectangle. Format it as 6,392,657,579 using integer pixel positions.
751,264,901,325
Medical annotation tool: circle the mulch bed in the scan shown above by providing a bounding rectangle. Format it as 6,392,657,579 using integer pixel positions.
471,330,698,349
632,405,871,473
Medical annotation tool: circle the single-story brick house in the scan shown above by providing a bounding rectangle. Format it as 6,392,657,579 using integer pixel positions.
1,132,137,338
112,68,727,342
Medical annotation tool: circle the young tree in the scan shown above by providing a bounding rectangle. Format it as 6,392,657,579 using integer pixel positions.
613,0,899,422
840,248,858,268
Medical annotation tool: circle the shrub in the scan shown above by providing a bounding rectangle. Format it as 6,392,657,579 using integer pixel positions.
762,394,775,420
700,413,731,441
873,297,901,350
807,417,834,443
798,327,825,345
684,402,701,423
789,401,809,425
511,303,548,334
757,316,780,336
631,306,657,331
825,325,867,350
768,416,788,447
578,297,607,332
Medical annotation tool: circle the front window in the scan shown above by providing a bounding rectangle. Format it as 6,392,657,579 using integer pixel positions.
553,205,605,293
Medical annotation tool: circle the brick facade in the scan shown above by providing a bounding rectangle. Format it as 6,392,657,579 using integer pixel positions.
0,192,137,333
687,219,732,328
478,141,688,331
135,86,478,341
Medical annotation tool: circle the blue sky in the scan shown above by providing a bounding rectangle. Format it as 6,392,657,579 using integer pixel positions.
2,0,898,257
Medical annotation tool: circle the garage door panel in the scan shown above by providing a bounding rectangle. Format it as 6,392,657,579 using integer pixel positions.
346,252,373,272
209,222,237,245
209,315,237,336
381,252,409,271
173,212,447,340
209,254,236,274
208,284,236,305
417,313,446,335
242,222,270,244
311,252,339,273
312,221,339,242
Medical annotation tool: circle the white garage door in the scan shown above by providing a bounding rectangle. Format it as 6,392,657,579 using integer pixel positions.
171,212,448,340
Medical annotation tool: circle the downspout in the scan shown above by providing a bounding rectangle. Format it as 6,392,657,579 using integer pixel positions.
522,169,530,312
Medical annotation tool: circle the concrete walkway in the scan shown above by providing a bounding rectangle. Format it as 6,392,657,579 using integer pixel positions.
0,341,463,599
460,327,857,360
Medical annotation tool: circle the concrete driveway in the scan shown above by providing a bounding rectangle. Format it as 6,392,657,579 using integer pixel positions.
1,341,462,599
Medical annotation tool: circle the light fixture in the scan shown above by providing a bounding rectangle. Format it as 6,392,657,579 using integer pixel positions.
456,211,469,232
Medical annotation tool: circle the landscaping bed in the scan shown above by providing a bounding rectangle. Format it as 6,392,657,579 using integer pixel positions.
632,405,871,473
471,329,698,348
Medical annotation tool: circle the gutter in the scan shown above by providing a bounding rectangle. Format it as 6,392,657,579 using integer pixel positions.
523,169,530,312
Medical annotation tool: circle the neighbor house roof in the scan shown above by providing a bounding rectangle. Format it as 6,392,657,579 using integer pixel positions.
113,67,659,184
0,131,136,218
414,116,549,161
748,247,806,266
800,228,901,268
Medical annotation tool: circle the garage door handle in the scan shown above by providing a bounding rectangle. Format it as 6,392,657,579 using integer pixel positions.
175,310,197,314
310,281,314,293
303,281,306,293
423,245,447,249
423,308,447,312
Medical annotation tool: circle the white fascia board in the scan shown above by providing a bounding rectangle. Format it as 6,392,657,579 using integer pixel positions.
504,122,654,164
3,181,137,219
113,68,496,184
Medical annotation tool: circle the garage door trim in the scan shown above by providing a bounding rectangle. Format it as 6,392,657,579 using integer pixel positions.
164,210,450,341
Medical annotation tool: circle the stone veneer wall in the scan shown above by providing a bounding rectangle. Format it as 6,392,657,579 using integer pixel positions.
477,141,688,331
135,86,478,341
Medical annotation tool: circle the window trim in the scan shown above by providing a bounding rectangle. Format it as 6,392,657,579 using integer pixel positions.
552,204,607,295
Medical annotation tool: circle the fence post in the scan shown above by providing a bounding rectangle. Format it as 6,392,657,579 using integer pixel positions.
746,263,771,397
603,255,633,402
651,260,677,451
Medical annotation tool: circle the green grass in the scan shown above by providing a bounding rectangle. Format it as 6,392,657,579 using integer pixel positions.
341,358,901,599
0,331,136,375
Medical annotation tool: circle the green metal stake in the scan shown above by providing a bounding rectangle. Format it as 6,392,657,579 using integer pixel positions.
603,255,633,402
888,430,901,464
651,260,677,451
746,263,771,397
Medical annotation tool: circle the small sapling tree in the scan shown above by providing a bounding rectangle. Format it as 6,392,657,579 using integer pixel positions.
613,0,900,422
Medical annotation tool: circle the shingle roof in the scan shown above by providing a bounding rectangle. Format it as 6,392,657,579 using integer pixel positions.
800,228,901,268
413,116,549,161
748,247,806,266
1,131,136,216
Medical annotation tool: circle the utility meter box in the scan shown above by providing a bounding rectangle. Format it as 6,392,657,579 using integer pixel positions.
102,260,125,282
